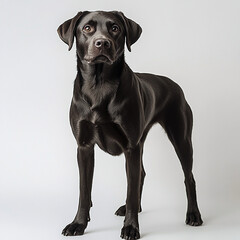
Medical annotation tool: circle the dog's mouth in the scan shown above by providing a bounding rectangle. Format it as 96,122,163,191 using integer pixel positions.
84,54,114,65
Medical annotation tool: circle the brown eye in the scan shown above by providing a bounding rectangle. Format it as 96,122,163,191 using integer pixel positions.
111,24,119,32
83,25,92,32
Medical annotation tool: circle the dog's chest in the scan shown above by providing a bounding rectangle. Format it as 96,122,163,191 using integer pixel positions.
71,98,128,156
78,117,128,155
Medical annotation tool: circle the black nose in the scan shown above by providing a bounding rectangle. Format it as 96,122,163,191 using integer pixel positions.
94,38,111,49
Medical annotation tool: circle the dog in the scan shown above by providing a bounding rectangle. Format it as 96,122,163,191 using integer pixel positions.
57,11,203,239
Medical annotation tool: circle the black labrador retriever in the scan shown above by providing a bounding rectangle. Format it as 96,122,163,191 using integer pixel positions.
57,11,203,239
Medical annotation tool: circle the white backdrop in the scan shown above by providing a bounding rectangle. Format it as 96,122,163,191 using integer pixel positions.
1,0,240,240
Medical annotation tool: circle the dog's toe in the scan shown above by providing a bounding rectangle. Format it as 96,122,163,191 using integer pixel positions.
121,225,140,240
62,222,87,236
186,211,203,226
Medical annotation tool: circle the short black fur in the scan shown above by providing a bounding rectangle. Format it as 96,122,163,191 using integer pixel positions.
58,11,203,240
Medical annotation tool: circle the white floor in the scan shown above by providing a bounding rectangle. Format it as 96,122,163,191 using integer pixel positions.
2,191,240,240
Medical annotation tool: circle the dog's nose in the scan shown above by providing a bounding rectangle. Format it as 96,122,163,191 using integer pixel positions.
94,38,111,49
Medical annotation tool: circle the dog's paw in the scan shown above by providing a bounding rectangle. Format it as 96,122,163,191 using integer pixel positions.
121,225,140,240
115,205,126,216
186,211,203,226
62,222,87,236
115,205,142,216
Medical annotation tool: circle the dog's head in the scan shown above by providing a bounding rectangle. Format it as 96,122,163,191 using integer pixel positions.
57,11,142,65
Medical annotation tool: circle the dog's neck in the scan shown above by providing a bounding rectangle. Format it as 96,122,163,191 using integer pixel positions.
77,54,125,86
74,54,125,107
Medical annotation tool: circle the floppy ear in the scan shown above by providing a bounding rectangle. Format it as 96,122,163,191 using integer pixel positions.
57,12,85,51
115,12,142,52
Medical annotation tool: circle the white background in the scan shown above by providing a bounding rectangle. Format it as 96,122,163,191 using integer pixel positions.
1,0,240,239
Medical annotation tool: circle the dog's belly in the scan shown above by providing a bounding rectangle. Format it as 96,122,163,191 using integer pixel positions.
78,120,128,155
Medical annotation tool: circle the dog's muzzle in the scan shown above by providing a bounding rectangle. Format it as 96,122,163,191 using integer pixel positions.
84,37,116,64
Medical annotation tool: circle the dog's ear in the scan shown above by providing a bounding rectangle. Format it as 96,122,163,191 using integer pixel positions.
57,12,86,51
115,12,142,52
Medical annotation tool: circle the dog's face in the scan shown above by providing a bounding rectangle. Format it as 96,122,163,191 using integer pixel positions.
75,12,125,65
57,11,142,65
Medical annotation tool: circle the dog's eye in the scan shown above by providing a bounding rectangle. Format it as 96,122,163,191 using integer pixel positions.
111,24,120,32
83,25,93,32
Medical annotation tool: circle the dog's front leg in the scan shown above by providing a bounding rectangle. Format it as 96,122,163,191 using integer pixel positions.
121,144,142,240
62,146,94,236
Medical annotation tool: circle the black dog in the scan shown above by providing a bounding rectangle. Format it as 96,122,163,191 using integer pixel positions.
57,11,203,239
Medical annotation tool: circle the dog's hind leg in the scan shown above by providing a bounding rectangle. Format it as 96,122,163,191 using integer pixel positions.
160,102,203,226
